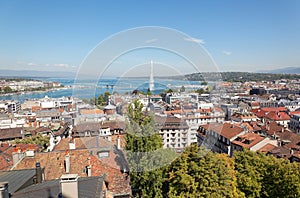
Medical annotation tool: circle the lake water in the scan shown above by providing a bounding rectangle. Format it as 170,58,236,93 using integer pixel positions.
0,77,204,102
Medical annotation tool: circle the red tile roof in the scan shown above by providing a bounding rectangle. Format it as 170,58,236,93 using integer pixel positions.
199,123,244,140
14,138,131,195
232,133,264,149
258,143,277,153
265,111,290,121
261,107,287,112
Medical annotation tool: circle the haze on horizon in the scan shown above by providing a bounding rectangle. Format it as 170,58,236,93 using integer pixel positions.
0,0,300,77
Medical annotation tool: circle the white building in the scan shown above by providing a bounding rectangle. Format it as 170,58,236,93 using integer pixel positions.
156,116,191,150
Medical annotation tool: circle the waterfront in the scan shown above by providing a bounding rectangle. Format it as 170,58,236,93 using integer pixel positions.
0,77,205,102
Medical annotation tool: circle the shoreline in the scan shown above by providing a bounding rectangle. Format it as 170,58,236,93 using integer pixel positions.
0,86,73,97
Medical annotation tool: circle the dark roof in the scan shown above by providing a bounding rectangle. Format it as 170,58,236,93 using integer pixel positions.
12,176,105,198
0,169,36,194
0,128,23,141
74,122,101,133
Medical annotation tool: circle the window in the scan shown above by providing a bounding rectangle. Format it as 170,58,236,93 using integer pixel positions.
98,151,109,158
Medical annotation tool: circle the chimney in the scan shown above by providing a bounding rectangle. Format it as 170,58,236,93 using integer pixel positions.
65,150,70,174
87,157,92,177
0,182,9,198
69,138,76,150
35,162,43,184
26,145,35,157
117,136,121,150
60,174,79,198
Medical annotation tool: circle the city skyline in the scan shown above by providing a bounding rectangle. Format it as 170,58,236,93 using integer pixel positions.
0,0,300,77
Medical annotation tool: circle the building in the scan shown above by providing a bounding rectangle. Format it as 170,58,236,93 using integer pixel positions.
156,116,190,150
197,123,247,156
289,114,300,134
231,132,277,152
13,137,131,197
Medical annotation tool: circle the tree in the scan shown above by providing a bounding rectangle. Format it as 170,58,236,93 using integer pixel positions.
103,91,111,104
4,86,12,93
125,99,165,198
165,144,242,197
234,149,300,198
15,134,50,151
180,85,185,93
147,88,152,96
82,98,89,104
196,88,205,94
89,97,97,105
97,95,104,105
201,81,208,85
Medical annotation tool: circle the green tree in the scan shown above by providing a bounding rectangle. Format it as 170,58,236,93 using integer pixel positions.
180,85,185,93
196,88,205,94
89,97,97,105
234,149,300,198
125,99,164,198
165,144,242,197
103,91,111,104
4,86,12,93
97,95,104,105
201,81,208,85
147,88,152,96
15,134,50,151
82,98,89,104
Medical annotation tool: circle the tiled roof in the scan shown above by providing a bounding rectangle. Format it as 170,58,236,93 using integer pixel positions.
14,137,131,195
261,121,284,136
199,123,244,140
277,131,300,146
251,102,260,106
0,144,41,171
102,121,126,131
261,107,287,112
232,133,264,149
265,111,290,121
258,143,277,153
0,128,23,141
74,122,101,133
80,109,104,115
251,109,267,118
289,111,300,116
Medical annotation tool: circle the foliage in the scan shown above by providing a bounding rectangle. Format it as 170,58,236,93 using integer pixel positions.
3,86,13,93
125,99,165,198
165,144,242,198
184,72,300,82
180,85,185,92
14,134,50,151
97,91,111,105
196,88,205,94
124,102,300,197
234,149,300,198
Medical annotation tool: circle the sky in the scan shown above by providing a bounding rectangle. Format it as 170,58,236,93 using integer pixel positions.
0,0,300,77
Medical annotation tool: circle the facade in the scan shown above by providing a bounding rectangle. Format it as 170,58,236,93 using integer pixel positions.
289,114,300,134
197,123,246,156
156,116,190,150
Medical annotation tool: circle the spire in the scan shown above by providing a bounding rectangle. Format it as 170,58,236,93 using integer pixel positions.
149,60,154,92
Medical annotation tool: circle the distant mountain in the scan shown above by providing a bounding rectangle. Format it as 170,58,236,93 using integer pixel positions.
0,69,77,78
257,67,300,74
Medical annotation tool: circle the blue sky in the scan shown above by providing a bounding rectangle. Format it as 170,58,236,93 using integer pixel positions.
0,0,300,76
